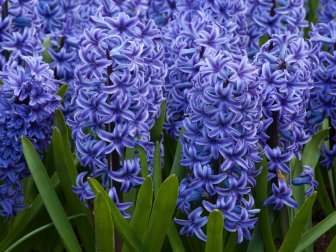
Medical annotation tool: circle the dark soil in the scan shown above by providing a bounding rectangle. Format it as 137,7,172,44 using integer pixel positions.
314,230,332,251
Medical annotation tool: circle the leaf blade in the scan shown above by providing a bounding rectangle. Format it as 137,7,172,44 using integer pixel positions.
88,178,145,252
205,210,223,252
94,192,114,252
21,136,82,252
279,192,317,252
143,175,179,252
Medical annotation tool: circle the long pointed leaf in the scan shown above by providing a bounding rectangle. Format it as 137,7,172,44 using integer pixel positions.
54,110,77,175
51,127,95,251
246,223,264,252
88,178,145,252
21,136,82,252
255,156,276,252
153,141,162,194
5,214,85,252
144,175,178,252
57,84,68,99
295,211,336,251
150,100,167,142
302,129,329,168
130,176,153,240
0,174,60,251
123,177,153,252
94,192,114,252
138,146,149,178
170,129,185,182
327,235,336,252
205,210,223,252
167,221,186,252
279,192,317,252
316,167,335,216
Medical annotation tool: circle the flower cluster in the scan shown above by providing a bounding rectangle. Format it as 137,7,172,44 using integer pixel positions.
246,0,308,56
0,0,43,69
176,51,263,243
69,9,166,215
254,33,318,209
308,21,336,170
163,1,248,139
318,0,336,23
0,56,59,219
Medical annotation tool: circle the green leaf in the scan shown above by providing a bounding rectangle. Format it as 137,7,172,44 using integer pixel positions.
4,214,85,252
94,192,114,252
292,158,306,212
123,177,153,252
150,99,167,142
205,210,223,252
143,175,179,252
130,176,153,240
21,136,82,252
254,156,276,252
153,141,162,194
88,178,145,252
295,211,336,252
170,129,185,182
125,147,137,160
0,174,59,251
223,232,237,252
138,146,149,178
53,110,77,175
57,84,68,99
302,129,329,168
279,192,317,252
259,34,269,47
42,38,53,63
51,127,95,252
293,129,329,207
246,223,264,252
327,235,336,252
163,132,177,174
167,221,186,252
316,167,335,216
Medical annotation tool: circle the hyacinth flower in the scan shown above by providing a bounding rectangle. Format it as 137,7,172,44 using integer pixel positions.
174,207,208,241
38,0,153,117
0,55,59,219
69,9,166,216
318,0,336,23
292,166,318,197
246,0,308,56
0,0,43,69
147,0,177,26
162,2,248,139
253,33,318,209
308,21,336,171
176,49,263,243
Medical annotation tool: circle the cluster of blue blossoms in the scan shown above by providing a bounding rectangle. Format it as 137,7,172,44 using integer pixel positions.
69,3,166,213
0,0,335,244
309,20,336,171
0,0,60,219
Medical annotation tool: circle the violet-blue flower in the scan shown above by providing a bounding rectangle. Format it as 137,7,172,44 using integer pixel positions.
246,0,308,56
292,166,318,196
176,48,263,243
308,21,336,170
264,179,298,210
0,55,59,219
69,8,166,216
174,207,208,241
